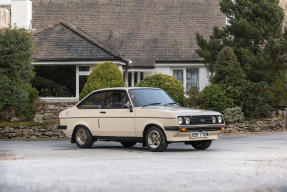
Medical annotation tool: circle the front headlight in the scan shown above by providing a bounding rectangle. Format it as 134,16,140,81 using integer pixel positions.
185,116,191,124
178,116,184,125
212,116,217,124
218,116,223,124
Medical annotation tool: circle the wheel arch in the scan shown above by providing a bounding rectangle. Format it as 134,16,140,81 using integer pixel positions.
71,124,90,143
142,123,167,146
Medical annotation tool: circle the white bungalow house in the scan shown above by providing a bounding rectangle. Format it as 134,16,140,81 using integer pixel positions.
0,0,226,102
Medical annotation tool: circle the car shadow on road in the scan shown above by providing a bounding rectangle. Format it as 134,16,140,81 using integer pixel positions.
55,144,199,152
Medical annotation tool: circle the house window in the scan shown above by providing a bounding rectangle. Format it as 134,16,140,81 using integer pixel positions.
172,68,199,94
127,72,144,87
128,72,132,87
134,72,138,85
140,72,144,81
32,65,76,97
173,69,184,85
0,8,10,28
186,68,199,92
79,75,88,93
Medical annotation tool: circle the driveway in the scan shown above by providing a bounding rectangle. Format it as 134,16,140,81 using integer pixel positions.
0,133,287,192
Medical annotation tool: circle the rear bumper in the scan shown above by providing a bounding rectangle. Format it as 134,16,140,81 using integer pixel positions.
57,125,67,130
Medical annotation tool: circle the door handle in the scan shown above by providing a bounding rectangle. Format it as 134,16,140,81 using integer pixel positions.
100,111,106,114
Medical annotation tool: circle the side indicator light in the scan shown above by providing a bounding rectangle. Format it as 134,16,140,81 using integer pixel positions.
221,127,225,131
180,128,187,132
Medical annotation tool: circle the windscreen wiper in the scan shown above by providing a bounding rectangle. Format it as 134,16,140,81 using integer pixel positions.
142,102,162,107
163,102,178,106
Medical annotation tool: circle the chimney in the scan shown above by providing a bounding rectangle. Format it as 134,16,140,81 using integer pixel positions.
11,0,32,29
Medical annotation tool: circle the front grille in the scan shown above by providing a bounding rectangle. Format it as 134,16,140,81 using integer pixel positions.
191,116,213,124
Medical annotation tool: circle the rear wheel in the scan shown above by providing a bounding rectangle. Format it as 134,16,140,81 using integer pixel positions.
120,141,137,147
145,126,168,152
74,126,94,148
190,140,212,150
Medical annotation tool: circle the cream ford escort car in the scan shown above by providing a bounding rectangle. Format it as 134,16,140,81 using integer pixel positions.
58,87,225,152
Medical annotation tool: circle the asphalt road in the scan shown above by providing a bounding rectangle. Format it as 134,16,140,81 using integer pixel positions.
0,133,287,192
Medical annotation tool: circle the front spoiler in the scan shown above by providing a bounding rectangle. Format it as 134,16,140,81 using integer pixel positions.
164,125,225,132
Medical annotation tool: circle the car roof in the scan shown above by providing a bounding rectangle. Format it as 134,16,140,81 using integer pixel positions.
94,87,161,91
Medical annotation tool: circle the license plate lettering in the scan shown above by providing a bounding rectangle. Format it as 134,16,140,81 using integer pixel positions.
191,132,208,138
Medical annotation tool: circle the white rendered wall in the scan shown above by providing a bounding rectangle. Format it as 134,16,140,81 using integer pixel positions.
11,0,32,29
152,67,172,75
198,67,209,91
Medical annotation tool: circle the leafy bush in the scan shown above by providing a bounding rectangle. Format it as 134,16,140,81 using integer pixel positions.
198,84,234,113
137,73,184,105
184,87,200,108
0,28,38,120
80,62,125,99
223,106,245,124
238,81,271,118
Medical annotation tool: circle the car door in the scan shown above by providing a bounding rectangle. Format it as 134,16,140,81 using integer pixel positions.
99,90,136,137
76,91,106,135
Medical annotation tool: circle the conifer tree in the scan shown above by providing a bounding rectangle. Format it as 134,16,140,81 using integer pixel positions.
196,0,287,106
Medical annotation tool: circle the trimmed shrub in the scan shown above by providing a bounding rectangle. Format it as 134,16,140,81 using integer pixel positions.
223,106,245,124
184,87,200,108
198,84,234,113
80,62,125,99
0,28,38,120
137,73,184,105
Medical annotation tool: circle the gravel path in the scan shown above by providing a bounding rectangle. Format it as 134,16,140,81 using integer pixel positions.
0,133,287,192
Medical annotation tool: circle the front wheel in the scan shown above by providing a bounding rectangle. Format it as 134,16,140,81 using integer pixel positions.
190,140,212,150
145,126,168,152
74,126,94,148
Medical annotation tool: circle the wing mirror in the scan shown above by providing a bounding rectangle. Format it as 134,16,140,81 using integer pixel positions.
124,104,133,112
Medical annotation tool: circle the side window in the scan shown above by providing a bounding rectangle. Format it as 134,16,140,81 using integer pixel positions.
77,91,105,109
104,91,130,109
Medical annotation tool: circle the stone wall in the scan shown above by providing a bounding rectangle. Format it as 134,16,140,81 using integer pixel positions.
224,110,287,134
0,122,66,139
0,102,74,139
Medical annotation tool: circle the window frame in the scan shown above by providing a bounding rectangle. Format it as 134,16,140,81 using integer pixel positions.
172,67,199,94
76,90,106,109
102,90,132,109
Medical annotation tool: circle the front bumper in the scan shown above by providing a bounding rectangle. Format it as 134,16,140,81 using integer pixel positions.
164,124,225,142
164,125,226,132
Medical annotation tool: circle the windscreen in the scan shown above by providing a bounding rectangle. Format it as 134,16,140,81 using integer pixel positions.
128,89,175,107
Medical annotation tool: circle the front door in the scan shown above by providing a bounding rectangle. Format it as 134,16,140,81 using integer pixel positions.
99,90,136,137
76,91,106,136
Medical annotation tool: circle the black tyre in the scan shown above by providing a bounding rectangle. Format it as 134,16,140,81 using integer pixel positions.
145,126,168,152
120,141,137,147
190,140,212,150
74,126,94,148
